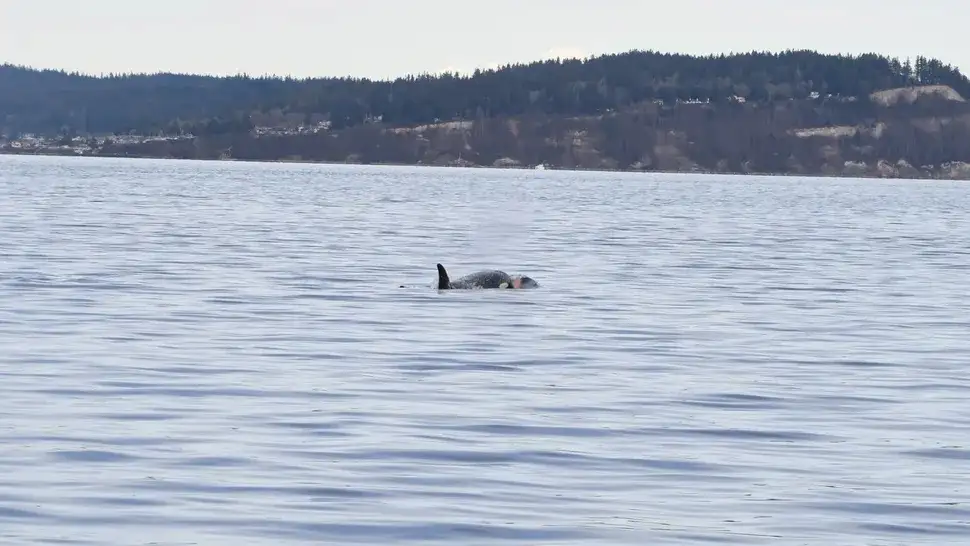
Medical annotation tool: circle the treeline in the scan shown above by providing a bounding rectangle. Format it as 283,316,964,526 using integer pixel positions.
1,50,968,137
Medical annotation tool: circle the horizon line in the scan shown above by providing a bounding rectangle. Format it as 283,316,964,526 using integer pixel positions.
1,47,958,82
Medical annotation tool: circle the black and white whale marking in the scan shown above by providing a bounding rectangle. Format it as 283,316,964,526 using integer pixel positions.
436,263,539,290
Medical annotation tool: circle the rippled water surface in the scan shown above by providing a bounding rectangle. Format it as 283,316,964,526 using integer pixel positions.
1,154,969,545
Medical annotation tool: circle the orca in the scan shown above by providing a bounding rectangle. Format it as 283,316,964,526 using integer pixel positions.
436,263,539,290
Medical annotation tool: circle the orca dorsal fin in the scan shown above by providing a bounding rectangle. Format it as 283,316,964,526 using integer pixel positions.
436,263,450,289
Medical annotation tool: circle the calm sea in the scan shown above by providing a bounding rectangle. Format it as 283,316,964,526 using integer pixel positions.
1,154,969,545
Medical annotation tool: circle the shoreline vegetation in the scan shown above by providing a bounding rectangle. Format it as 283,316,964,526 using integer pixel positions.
3,49,970,180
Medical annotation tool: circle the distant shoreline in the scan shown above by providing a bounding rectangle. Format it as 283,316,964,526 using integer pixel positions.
2,147,958,182
5,50,970,181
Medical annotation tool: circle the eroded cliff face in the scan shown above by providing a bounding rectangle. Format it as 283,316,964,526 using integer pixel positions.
25,85,970,180
451,85,970,179
352,87,970,179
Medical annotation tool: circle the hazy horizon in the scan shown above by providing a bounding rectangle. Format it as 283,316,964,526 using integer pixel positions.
6,47,959,81
2,1,968,80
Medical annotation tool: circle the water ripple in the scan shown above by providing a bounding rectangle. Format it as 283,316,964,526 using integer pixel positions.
1,156,969,545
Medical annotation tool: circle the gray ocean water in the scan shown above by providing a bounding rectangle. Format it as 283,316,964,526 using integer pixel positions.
1,154,969,545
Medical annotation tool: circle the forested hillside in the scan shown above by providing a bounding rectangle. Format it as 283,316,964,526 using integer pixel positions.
2,50,967,137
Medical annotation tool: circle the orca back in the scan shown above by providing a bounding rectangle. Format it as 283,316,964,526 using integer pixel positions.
451,270,514,289
435,263,534,290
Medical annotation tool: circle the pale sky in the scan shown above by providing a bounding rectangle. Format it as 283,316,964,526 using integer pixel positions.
1,1,966,80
